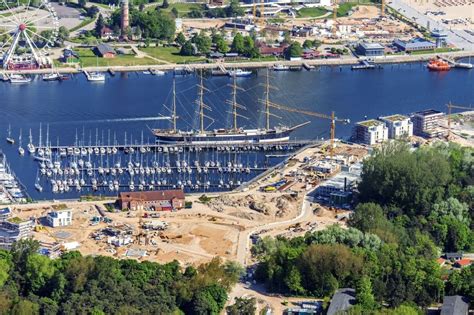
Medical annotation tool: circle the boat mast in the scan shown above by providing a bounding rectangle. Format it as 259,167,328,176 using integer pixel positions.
172,77,177,132
265,68,270,129
199,71,204,133
232,75,238,130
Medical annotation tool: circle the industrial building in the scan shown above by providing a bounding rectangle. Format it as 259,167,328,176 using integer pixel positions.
411,109,446,138
46,209,73,228
118,189,185,211
0,208,33,250
380,114,413,139
393,38,436,52
356,42,385,57
352,119,388,145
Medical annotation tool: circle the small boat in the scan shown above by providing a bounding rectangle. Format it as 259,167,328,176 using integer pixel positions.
456,62,473,69
427,59,450,71
87,72,106,81
272,64,290,71
9,74,31,83
42,72,61,81
6,125,14,144
143,71,152,75
153,70,166,75
227,69,252,77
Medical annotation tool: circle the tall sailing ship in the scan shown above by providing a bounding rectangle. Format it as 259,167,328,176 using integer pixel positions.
152,70,309,145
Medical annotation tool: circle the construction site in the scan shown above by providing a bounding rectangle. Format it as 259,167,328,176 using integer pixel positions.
5,140,368,267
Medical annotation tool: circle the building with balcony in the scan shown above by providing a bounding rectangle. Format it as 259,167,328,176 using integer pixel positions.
380,114,413,139
411,109,446,138
46,209,73,228
352,119,388,145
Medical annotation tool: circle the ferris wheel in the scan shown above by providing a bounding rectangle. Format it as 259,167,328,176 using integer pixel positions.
0,0,59,70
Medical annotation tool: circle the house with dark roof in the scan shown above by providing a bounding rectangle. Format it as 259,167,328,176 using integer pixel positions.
95,43,116,58
118,189,185,211
440,296,469,315
327,288,356,315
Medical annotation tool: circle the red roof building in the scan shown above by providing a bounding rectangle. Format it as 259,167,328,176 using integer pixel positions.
118,189,185,211
258,44,287,57
454,259,472,268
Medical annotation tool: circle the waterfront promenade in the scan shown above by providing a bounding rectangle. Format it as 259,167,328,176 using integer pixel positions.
2,50,474,75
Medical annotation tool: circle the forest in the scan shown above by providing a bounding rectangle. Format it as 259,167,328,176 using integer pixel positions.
0,241,243,314
254,143,473,312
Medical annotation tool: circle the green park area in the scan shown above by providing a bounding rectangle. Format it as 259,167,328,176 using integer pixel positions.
75,48,158,67
297,7,329,18
140,46,206,63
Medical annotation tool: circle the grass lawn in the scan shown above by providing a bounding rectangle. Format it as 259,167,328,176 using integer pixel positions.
70,17,94,33
410,48,460,55
297,7,329,18
76,48,159,67
147,2,204,15
337,2,357,17
140,46,206,63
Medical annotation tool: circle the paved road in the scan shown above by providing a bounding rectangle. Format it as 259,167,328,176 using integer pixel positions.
389,0,474,51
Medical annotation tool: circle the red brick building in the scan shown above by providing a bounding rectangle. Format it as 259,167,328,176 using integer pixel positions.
118,190,185,211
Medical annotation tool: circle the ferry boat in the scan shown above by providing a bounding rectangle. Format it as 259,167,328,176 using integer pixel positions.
273,64,290,71
9,74,31,83
427,59,451,71
87,72,106,81
227,69,252,77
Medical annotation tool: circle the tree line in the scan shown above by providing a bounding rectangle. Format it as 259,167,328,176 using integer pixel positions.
253,143,473,312
0,240,243,314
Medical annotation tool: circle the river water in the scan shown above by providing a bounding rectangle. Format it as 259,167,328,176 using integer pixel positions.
0,62,472,200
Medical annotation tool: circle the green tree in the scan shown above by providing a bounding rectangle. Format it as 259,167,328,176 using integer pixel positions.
162,0,169,8
180,40,195,56
192,32,212,54
175,32,186,46
226,0,244,17
302,39,314,49
356,276,376,310
171,7,178,18
231,33,244,54
285,42,302,59
94,13,105,38
25,254,56,294
445,265,473,299
216,38,229,53
11,300,40,315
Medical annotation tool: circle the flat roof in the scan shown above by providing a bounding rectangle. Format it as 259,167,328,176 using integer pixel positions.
360,42,384,50
357,119,384,127
413,109,444,117
381,114,409,122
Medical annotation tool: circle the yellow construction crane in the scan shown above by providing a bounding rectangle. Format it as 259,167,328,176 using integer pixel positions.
264,100,350,155
260,0,265,26
381,0,385,16
446,102,473,139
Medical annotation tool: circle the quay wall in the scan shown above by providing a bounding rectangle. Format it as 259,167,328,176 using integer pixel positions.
3,51,474,75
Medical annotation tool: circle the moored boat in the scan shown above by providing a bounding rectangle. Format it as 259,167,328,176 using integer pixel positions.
9,74,31,83
227,69,252,77
427,59,451,71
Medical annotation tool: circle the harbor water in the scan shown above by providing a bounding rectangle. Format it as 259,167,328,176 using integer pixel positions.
0,62,472,200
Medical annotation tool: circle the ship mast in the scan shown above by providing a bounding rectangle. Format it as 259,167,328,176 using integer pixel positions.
197,70,211,133
227,75,246,131
265,68,270,129
172,77,177,132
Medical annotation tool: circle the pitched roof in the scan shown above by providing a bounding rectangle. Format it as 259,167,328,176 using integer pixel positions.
327,288,356,315
119,189,185,202
455,259,472,266
96,43,116,56
440,296,469,315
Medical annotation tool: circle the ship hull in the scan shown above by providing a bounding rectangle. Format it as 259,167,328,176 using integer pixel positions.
154,129,293,145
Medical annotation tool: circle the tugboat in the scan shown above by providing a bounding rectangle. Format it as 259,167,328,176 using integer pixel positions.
427,59,451,71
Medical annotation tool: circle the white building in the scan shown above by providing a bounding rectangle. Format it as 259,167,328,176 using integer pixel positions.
380,114,413,139
352,119,388,145
46,210,72,228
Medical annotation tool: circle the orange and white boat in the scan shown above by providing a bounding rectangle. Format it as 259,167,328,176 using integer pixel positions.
427,59,451,71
